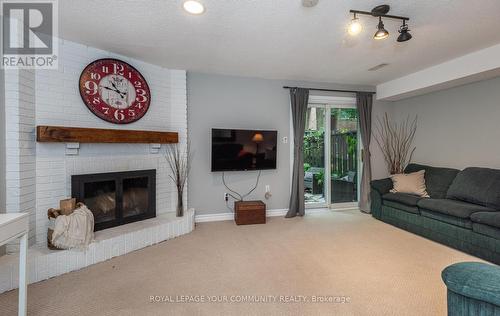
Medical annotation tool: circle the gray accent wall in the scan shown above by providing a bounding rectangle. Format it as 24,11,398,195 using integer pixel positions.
390,75,500,170
187,72,387,215
370,97,393,180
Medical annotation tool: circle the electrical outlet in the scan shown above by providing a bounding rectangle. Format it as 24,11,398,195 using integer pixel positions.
282,136,288,144
265,185,270,193
224,193,229,201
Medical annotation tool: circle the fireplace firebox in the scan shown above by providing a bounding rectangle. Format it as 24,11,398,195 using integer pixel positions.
72,170,156,231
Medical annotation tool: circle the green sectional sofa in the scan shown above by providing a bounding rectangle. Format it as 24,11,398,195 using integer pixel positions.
371,164,500,264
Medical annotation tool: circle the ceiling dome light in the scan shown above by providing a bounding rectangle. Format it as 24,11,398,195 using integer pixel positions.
183,0,205,15
373,17,389,40
347,14,362,36
397,21,412,42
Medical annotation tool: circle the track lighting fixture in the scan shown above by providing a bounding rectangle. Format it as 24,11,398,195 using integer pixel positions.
347,4,412,42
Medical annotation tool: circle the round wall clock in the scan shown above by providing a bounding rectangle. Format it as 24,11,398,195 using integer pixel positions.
79,58,151,124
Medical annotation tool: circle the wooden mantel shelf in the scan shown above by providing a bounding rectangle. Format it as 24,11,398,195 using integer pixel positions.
36,126,178,144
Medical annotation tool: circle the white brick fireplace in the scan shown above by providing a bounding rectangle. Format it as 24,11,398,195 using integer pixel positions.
1,39,193,292
5,39,188,247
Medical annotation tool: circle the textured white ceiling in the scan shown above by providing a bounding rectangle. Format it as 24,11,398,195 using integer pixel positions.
59,0,500,85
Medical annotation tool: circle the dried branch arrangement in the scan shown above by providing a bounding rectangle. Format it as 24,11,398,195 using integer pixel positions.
165,142,191,217
374,113,417,174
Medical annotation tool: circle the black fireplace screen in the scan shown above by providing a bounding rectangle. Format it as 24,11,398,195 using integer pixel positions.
72,170,156,231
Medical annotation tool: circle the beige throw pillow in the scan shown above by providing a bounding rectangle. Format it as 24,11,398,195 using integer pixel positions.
390,170,430,197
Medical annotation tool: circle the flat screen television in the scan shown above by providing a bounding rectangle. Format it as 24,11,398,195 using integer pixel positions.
211,128,277,172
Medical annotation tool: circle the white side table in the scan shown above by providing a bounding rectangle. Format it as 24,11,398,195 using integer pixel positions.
0,213,29,316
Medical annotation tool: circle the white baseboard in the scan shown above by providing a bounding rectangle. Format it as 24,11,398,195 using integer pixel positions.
195,208,288,223
267,208,289,217
194,208,340,223
195,212,233,223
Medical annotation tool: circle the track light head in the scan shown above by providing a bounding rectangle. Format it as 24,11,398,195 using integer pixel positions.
373,17,389,40
397,22,412,42
348,13,362,36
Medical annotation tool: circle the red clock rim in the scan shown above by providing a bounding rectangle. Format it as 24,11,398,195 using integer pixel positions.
78,58,152,125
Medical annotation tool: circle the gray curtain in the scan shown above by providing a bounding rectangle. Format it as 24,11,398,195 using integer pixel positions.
356,92,373,213
286,88,309,218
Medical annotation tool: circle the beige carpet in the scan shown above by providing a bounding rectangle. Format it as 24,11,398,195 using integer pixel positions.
0,210,483,316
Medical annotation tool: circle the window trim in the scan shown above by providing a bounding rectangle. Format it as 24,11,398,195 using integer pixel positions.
308,95,356,108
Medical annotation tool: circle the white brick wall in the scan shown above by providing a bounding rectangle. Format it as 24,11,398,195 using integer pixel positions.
4,39,188,248
4,69,37,249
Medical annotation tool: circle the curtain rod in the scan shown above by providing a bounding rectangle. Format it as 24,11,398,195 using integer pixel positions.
282,86,375,94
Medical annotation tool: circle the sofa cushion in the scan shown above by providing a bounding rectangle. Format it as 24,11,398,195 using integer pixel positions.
421,210,472,229
382,192,423,214
405,163,460,199
471,212,500,229
472,223,500,240
446,167,500,209
371,178,393,195
417,198,496,219
390,170,429,197
383,192,423,206
383,200,420,214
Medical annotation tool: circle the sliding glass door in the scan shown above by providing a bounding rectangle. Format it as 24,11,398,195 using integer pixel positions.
303,97,359,208
330,108,358,204
303,107,326,204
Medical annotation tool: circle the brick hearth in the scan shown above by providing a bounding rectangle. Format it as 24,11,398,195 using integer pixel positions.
0,209,194,293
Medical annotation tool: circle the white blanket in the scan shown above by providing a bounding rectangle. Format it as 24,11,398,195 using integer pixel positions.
51,204,94,249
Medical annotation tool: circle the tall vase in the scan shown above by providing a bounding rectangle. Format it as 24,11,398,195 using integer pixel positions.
176,189,184,217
